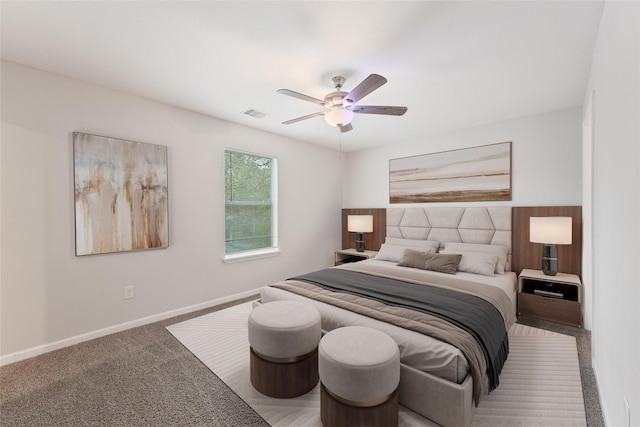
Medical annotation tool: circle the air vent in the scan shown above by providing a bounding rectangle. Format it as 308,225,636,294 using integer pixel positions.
242,108,268,119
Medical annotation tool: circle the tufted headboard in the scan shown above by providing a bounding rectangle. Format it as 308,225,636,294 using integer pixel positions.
386,207,512,271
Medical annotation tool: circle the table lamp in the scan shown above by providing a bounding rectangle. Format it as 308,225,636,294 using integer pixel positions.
529,216,572,276
347,215,373,252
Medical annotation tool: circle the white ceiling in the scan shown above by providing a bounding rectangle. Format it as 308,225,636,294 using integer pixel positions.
1,1,603,152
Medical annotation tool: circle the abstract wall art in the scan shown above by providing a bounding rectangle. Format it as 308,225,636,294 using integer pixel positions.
389,141,512,203
73,132,169,255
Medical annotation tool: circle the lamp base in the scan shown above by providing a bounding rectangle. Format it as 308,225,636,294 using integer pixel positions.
541,244,558,276
355,233,365,252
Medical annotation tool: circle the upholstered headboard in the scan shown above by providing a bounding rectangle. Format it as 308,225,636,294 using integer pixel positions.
386,207,512,270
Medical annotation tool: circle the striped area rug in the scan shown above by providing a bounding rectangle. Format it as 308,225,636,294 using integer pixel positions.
167,302,586,427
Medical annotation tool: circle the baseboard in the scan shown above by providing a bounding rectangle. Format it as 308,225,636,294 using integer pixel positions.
0,288,262,367
592,356,610,427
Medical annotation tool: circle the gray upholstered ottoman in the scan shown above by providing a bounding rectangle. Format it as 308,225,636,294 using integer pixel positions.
318,326,400,427
248,300,321,398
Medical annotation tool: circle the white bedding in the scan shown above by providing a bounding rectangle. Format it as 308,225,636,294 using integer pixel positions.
260,259,517,384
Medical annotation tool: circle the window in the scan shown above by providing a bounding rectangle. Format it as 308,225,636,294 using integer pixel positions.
224,149,278,259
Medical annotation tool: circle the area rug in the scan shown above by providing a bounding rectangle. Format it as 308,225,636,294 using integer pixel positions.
167,302,586,426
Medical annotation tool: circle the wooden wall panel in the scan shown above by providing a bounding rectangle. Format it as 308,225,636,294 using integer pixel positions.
512,206,582,277
341,209,386,251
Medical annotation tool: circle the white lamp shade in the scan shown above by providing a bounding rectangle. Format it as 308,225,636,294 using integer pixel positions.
529,217,572,245
347,215,373,233
324,108,354,127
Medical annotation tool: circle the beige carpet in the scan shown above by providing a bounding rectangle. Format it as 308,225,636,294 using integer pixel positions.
167,302,586,427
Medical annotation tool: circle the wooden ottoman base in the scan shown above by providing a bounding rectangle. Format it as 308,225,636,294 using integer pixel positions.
320,383,398,427
250,347,319,398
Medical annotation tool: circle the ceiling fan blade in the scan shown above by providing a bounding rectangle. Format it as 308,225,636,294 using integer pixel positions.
277,89,326,106
352,105,408,116
281,111,326,125
344,74,387,104
338,123,353,133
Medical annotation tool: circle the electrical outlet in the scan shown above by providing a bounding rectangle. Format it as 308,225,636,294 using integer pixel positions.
123,286,135,300
624,396,630,427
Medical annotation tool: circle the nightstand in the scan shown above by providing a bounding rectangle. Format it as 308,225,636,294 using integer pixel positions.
334,249,378,266
517,268,582,327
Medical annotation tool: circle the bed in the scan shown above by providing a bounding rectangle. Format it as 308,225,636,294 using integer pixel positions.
260,207,516,427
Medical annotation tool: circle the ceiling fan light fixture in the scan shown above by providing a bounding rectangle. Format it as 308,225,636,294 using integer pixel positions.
278,74,406,133
324,108,354,127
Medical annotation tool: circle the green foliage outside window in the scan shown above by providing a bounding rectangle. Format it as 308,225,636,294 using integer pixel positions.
224,150,275,254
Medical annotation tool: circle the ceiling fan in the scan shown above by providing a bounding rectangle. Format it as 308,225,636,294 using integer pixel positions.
277,74,407,133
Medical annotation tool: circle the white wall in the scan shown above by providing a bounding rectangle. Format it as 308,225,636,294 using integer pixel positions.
583,2,640,426
343,108,590,325
0,61,343,363
343,107,582,208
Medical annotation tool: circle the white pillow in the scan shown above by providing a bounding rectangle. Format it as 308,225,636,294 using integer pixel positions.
385,237,440,253
375,244,434,263
441,250,499,277
443,242,509,274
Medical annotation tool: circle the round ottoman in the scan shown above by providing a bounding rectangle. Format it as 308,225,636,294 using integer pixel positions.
318,326,400,427
248,300,321,398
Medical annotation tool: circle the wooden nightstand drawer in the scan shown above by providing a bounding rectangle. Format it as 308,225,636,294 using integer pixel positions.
517,269,582,328
518,292,581,327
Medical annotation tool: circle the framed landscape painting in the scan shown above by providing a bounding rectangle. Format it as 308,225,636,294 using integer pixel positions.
73,132,169,256
389,141,512,203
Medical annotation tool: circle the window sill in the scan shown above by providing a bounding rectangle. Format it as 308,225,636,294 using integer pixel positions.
223,248,281,264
